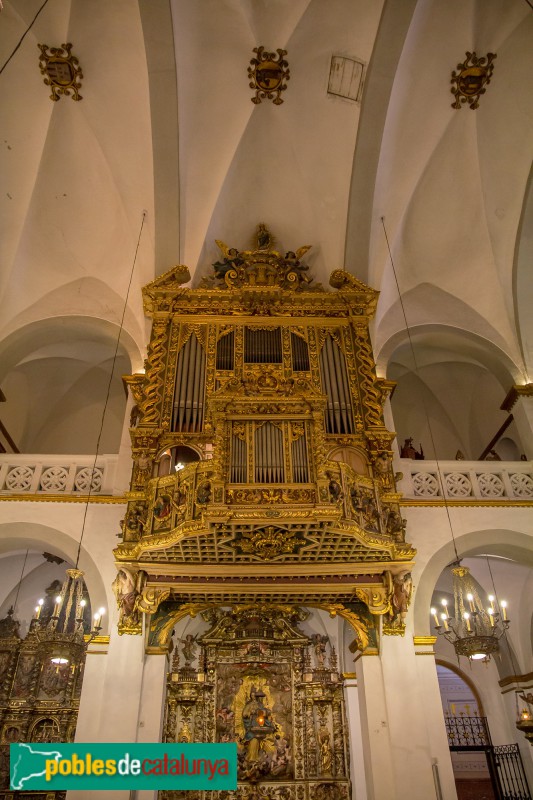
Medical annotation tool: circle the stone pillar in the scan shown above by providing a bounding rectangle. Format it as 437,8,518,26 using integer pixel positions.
379,634,457,800
68,632,146,800
136,654,169,800
357,636,458,800
410,637,457,800
356,654,397,800
344,674,368,800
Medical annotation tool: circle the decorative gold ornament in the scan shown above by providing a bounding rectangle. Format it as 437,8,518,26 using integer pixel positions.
432,564,509,661
248,47,290,105
38,43,83,102
451,52,496,110
235,526,304,559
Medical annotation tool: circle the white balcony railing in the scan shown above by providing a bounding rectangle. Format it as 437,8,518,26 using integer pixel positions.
0,454,118,496
398,459,533,500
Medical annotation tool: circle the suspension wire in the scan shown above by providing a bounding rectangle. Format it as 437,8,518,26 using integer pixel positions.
74,210,147,569
12,549,30,613
0,0,52,76
380,216,460,562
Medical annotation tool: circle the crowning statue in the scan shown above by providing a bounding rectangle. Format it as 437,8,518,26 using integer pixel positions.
203,224,315,291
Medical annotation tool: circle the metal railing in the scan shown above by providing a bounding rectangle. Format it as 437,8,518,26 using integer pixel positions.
398,459,533,500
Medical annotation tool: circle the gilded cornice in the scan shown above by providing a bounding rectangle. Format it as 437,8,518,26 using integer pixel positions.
399,498,533,508
0,494,126,504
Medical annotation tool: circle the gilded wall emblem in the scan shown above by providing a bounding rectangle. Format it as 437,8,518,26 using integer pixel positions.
38,43,83,102
248,47,290,105
451,51,496,110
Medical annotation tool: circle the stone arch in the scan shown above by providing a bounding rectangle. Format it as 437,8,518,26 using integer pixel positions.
413,528,533,639
0,522,110,631
381,324,524,459
0,316,137,454
435,659,486,716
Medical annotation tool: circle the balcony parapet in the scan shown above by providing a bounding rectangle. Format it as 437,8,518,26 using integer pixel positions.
0,454,118,496
398,459,533,501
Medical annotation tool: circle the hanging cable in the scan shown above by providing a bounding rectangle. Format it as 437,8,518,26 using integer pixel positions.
74,210,147,569
0,0,52,76
380,216,460,561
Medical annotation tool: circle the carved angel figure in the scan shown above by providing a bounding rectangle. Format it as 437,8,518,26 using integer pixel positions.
391,572,413,623
179,633,199,665
111,568,139,624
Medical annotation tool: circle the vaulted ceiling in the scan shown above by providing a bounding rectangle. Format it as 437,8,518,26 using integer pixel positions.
1,0,532,454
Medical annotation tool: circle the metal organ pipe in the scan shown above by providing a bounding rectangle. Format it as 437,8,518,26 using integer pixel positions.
254,422,284,483
172,334,206,432
320,336,354,434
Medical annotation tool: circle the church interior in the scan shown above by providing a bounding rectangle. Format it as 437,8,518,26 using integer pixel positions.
0,1,532,799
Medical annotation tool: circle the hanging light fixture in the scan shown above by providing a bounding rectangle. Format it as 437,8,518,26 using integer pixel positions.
380,218,516,670
516,702,533,746
31,568,104,669
431,562,509,662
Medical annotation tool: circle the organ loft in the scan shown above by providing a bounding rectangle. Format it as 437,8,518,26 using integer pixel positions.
114,225,416,799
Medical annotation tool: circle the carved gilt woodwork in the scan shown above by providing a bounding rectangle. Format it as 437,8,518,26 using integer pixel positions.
116,226,415,645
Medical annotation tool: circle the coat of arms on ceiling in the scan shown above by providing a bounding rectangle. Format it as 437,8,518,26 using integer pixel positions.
450,51,496,110
248,47,290,105
38,43,83,102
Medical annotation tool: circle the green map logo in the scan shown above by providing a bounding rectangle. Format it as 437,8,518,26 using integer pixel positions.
11,743,63,790
10,743,237,790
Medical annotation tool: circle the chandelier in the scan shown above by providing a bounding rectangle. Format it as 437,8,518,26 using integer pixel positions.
32,567,104,669
431,563,509,662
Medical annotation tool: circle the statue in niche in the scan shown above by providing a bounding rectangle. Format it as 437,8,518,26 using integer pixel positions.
196,481,212,505
373,452,394,489
318,726,333,775
134,450,153,485
361,492,380,531
311,634,329,668
326,472,342,503
123,502,147,538
240,685,276,762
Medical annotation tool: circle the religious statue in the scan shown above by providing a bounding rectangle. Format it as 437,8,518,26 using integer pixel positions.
318,725,333,775
241,685,276,762
111,567,141,633
326,472,342,503
213,245,243,281
391,572,413,624
123,502,146,538
373,451,394,489
311,634,329,668
129,403,141,428
196,481,212,504
400,438,424,460
256,223,273,251
134,450,153,486
178,633,199,666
